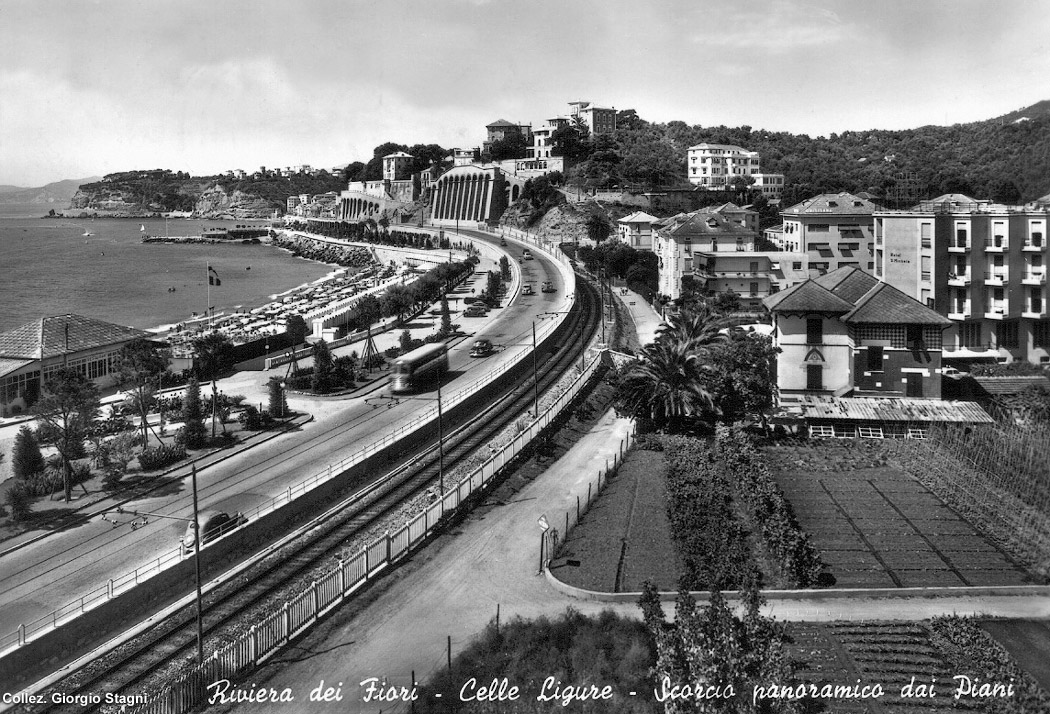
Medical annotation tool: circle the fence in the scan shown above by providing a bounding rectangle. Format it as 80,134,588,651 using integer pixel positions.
0,224,577,659
543,429,635,568
125,349,605,714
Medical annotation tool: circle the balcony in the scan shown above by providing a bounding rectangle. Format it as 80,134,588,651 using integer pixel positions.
984,270,1008,286
984,237,1008,252
947,302,971,320
1023,240,1045,252
1022,270,1047,285
948,241,969,253
984,301,1009,319
1023,300,1046,318
947,271,971,286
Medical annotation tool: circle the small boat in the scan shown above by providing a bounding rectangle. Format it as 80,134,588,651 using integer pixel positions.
83,230,93,237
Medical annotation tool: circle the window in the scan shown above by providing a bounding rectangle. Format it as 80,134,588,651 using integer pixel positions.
906,324,923,348
749,261,759,274
955,228,968,248
792,262,802,270
807,318,823,345
1035,321,1050,348
921,255,932,281
809,224,830,232
1033,231,1044,247
998,320,1020,349
905,374,923,397
961,321,983,348
921,223,932,248
810,424,835,438
749,282,759,297
867,345,884,371
858,426,884,439
807,364,823,390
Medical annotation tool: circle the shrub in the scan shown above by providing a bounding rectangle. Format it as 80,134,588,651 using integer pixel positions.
238,405,263,431
138,443,186,471
5,482,32,522
12,425,45,480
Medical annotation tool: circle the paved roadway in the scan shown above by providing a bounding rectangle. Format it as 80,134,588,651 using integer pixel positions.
0,235,569,646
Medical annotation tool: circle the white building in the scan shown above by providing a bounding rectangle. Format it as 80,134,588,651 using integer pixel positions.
617,211,658,250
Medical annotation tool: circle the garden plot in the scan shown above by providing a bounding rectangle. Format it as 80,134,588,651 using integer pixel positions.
764,442,1035,589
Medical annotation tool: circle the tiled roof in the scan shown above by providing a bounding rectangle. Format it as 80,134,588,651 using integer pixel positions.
618,211,658,223
789,396,993,423
782,192,882,215
0,357,34,379
762,280,854,314
486,119,518,128
813,266,879,304
660,207,756,239
842,282,953,326
0,314,150,360
973,375,1050,395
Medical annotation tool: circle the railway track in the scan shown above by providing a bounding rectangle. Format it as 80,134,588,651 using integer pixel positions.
33,270,601,714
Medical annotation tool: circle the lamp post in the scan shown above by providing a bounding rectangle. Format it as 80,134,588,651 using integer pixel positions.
437,381,445,495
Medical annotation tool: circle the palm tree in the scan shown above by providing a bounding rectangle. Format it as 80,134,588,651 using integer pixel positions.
654,302,736,352
617,340,718,432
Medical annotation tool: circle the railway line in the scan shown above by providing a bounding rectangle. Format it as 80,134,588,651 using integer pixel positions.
32,266,601,714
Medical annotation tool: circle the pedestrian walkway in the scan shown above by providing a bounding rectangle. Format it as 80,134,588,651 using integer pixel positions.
611,286,663,347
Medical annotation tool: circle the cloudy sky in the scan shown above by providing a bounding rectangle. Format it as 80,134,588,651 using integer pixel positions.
1,0,1048,186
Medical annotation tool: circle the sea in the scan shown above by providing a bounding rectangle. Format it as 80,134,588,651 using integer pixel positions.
0,203,336,334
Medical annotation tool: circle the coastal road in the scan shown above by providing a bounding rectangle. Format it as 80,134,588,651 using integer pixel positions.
0,237,571,651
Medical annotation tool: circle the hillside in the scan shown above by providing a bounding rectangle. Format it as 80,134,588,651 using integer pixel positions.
568,100,1050,205
0,177,101,205
68,169,345,218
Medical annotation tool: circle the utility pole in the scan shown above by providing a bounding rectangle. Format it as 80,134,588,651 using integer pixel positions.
437,381,444,495
532,322,540,417
191,465,204,664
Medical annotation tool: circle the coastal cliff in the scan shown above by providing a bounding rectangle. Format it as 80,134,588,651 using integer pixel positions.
66,169,345,218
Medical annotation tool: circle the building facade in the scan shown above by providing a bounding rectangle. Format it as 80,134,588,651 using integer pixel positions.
781,192,881,276
0,314,152,418
874,194,1050,365
567,101,617,134
429,164,508,227
617,211,658,250
763,267,952,403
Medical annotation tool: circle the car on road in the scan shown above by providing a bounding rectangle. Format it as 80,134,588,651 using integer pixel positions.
500,238,507,246
470,339,494,357
522,250,533,260
463,305,488,317
942,366,969,378
541,281,555,293
522,284,534,295
181,510,248,555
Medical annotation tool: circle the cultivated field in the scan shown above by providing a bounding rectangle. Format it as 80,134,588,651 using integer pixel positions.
764,440,1036,588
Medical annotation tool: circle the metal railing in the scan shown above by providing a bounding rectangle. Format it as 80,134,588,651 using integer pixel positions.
125,351,605,714
1,229,577,658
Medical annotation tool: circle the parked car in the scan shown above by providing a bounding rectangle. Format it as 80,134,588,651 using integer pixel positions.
181,510,248,556
522,284,534,295
942,366,969,378
463,305,488,317
470,339,494,357
541,281,555,293
469,299,489,308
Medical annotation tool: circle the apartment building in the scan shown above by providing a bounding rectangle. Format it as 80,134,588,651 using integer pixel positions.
781,192,881,276
763,267,952,403
567,101,617,134
693,251,809,311
652,204,759,300
617,211,658,250
874,193,1050,365
686,143,785,198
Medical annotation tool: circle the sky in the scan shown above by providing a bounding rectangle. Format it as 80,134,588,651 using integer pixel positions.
1,0,1049,186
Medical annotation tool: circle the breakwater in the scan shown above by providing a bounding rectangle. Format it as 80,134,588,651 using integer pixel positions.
271,232,375,268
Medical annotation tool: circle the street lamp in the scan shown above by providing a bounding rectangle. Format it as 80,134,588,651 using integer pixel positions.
105,464,206,664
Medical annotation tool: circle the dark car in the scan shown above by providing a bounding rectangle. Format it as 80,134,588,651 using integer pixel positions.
500,238,507,246
181,510,248,555
522,284,534,295
470,339,494,357
463,305,487,317
541,281,555,293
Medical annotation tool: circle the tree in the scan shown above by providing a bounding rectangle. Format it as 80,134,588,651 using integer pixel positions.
268,376,287,417
180,377,207,449
550,124,590,161
311,339,335,394
351,294,382,328
639,581,803,713
115,338,169,444
705,332,780,427
381,283,415,321
499,255,511,282
616,340,719,433
12,425,46,481
286,314,309,345
193,331,235,438
711,289,741,313
487,133,529,162
439,295,453,335
399,329,414,354
586,213,612,243
32,369,100,502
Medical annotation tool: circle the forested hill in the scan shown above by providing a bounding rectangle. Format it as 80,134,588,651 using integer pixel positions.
69,169,346,216
574,101,1050,205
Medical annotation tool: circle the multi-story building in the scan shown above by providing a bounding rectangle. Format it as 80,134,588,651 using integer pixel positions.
567,101,617,134
527,116,571,161
763,266,953,403
485,119,532,145
874,193,1050,365
693,251,809,311
617,211,658,250
781,192,881,276
652,204,760,300
751,172,786,199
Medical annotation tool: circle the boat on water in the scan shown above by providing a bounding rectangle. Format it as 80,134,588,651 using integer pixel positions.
82,230,93,237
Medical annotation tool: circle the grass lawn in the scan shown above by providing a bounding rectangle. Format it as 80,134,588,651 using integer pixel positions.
552,446,681,592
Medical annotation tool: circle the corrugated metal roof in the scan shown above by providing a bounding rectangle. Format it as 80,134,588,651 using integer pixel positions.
790,396,993,423
973,375,1050,395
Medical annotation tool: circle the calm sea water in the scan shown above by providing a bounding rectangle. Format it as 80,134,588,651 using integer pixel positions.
0,203,335,334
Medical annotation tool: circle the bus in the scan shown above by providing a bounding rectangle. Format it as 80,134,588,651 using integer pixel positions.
390,342,449,392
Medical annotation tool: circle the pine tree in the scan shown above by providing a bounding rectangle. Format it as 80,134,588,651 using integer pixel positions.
311,339,334,394
268,376,287,417
439,295,452,335
181,378,207,448
12,425,46,480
